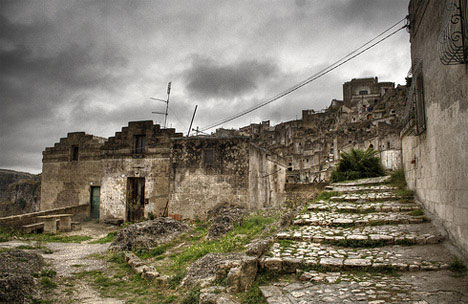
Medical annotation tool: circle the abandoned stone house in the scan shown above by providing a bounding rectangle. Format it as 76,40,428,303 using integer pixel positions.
41,121,286,222
402,0,468,258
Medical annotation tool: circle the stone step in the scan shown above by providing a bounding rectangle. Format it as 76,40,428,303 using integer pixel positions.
263,243,453,274
276,223,444,247
293,211,428,227
325,185,398,193
307,201,420,213
261,270,468,304
330,192,410,202
330,176,390,187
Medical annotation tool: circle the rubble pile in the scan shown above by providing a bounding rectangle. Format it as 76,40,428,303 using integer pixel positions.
110,217,189,250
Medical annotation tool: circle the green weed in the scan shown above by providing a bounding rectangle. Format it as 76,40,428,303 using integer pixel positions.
89,232,117,244
40,277,57,290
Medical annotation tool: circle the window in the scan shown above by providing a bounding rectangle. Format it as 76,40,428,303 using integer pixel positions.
359,90,368,95
415,70,426,134
438,0,468,65
134,135,146,154
203,148,215,165
71,146,79,161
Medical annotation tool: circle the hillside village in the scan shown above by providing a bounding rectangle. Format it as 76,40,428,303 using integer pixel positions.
0,1,467,304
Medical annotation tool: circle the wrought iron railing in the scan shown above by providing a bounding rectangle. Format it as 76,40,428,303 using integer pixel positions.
438,0,468,65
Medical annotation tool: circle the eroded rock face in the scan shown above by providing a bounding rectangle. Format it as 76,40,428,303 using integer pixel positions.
207,203,246,240
0,249,44,304
182,253,257,292
109,217,189,251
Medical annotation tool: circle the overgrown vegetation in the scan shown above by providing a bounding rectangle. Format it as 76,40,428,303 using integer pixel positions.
449,258,467,276
89,232,117,244
169,214,275,273
331,148,385,182
316,191,340,201
70,212,277,303
387,169,406,189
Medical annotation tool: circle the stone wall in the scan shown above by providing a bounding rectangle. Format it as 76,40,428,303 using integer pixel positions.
248,144,286,210
169,137,251,220
41,132,105,211
403,0,468,257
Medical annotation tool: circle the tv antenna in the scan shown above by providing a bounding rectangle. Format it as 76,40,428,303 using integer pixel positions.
150,82,171,128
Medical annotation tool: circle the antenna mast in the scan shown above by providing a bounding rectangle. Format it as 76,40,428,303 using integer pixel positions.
150,81,172,128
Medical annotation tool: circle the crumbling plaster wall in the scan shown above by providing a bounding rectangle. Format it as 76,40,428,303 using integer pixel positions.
403,0,468,257
248,144,286,210
100,157,170,220
169,137,250,220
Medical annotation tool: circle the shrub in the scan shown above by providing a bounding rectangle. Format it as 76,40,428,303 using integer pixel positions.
331,148,385,182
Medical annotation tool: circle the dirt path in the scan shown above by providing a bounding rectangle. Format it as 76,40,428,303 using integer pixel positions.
0,222,124,303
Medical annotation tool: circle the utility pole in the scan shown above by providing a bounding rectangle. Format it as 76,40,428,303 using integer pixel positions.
150,81,172,128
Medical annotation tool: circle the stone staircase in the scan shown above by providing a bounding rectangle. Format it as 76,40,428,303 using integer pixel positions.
260,176,468,303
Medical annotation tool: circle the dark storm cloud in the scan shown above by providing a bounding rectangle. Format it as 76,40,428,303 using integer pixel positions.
183,56,279,99
0,0,411,173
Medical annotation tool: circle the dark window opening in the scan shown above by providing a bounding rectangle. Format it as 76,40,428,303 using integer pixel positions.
359,90,368,95
204,148,215,165
71,146,79,161
134,135,146,154
387,141,391,149
415,71,426,134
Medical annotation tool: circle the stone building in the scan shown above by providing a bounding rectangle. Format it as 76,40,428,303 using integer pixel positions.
170,137,286,219
232,77,407,183
41,121,286,222
402,0,468,258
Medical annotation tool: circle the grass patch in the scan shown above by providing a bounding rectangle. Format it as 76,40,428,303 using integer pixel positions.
170,214,275,272
316,191,340,201
387,169,406,189
240,270,281,304
40,269,57,278
181,287,200,304
449,258,467,276
89,232,117,244
40,277,57,290
408,209,424,216
0,227,91,243
134,242,175,260
15,244,45,250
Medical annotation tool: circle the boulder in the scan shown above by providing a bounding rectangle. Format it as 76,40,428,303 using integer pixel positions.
182,253,257,292
109,217,189,251
245,237,273,257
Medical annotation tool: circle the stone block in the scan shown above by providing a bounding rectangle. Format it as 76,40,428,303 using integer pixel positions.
343,258,371,269
319,258,343,270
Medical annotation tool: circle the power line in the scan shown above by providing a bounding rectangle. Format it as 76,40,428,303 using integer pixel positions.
201,17,407,132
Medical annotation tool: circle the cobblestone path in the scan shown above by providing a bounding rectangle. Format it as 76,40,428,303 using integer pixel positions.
260,176,468,303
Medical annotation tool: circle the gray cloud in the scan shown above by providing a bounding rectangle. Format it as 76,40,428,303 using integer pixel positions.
183,56,278,99
0,0,411,173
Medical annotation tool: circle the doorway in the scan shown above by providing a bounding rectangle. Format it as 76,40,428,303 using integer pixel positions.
90,186,100,220
127,177,145,222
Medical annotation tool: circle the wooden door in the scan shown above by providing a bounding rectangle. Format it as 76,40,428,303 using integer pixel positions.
90,186,100,220
127,177,145,222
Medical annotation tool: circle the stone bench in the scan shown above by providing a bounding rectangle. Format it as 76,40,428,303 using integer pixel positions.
22,222,45,234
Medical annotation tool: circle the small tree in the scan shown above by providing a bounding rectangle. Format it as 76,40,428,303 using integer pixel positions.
331,148,385,182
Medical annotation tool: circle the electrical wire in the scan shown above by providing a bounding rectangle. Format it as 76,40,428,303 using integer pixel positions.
200,18,408,132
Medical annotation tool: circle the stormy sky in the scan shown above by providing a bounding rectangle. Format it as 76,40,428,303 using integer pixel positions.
0,0,411,174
